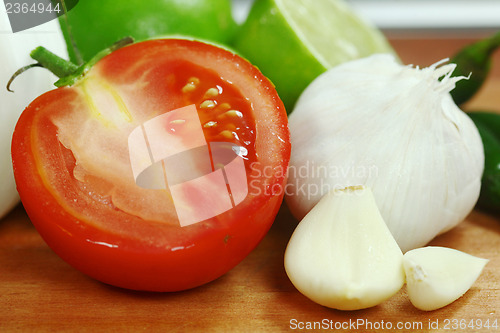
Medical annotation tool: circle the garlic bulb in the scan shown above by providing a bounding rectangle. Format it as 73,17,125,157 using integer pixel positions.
286,54,484,252
404,246,488,311
284,186,405,310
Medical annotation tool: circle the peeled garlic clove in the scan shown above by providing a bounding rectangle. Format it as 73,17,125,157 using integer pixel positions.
284,186,404,310
403,246,488,311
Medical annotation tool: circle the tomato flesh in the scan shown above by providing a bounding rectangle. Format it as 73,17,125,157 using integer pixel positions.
12,39,290,291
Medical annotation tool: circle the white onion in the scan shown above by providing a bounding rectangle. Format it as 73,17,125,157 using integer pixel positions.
285,54,484,252
0,13,66,219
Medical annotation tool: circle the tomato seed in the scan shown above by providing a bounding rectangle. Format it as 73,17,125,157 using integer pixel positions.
219,130,234,139
181,83,197,93
203,121,217,128
226,110,243,118
187,77,200,85
217,103,231,112
181,77,200,93
200,100,216,109
203,88,219,99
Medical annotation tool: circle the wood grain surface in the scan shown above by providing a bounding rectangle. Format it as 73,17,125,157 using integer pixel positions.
1,36,499,332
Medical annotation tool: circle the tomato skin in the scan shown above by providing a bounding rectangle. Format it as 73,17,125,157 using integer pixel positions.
12,39,290,291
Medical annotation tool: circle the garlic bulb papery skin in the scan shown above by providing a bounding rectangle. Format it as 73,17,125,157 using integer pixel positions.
284,186,405,311
403,246,488,311
286,54,484,252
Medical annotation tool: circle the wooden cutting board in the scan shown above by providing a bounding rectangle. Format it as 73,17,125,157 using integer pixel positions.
1,37,499,333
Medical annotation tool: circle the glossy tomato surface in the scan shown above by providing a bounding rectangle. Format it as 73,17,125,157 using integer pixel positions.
12,39,290,291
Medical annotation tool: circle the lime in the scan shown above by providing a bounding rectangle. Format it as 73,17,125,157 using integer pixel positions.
232,0,395,112
59,0,237,63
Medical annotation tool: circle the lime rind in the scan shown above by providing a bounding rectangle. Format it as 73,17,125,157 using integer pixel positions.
233,0,326,112
277,0,394,68
232,0,396,112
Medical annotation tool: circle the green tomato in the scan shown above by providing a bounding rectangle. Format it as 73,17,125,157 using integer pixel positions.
59,0,237,63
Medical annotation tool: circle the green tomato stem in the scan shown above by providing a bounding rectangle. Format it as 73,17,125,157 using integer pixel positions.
7,36,134,92
6,47,78,92
30,46,79,78
54,36,134,87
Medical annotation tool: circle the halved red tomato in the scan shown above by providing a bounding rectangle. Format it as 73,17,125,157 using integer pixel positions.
12,39,290,291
